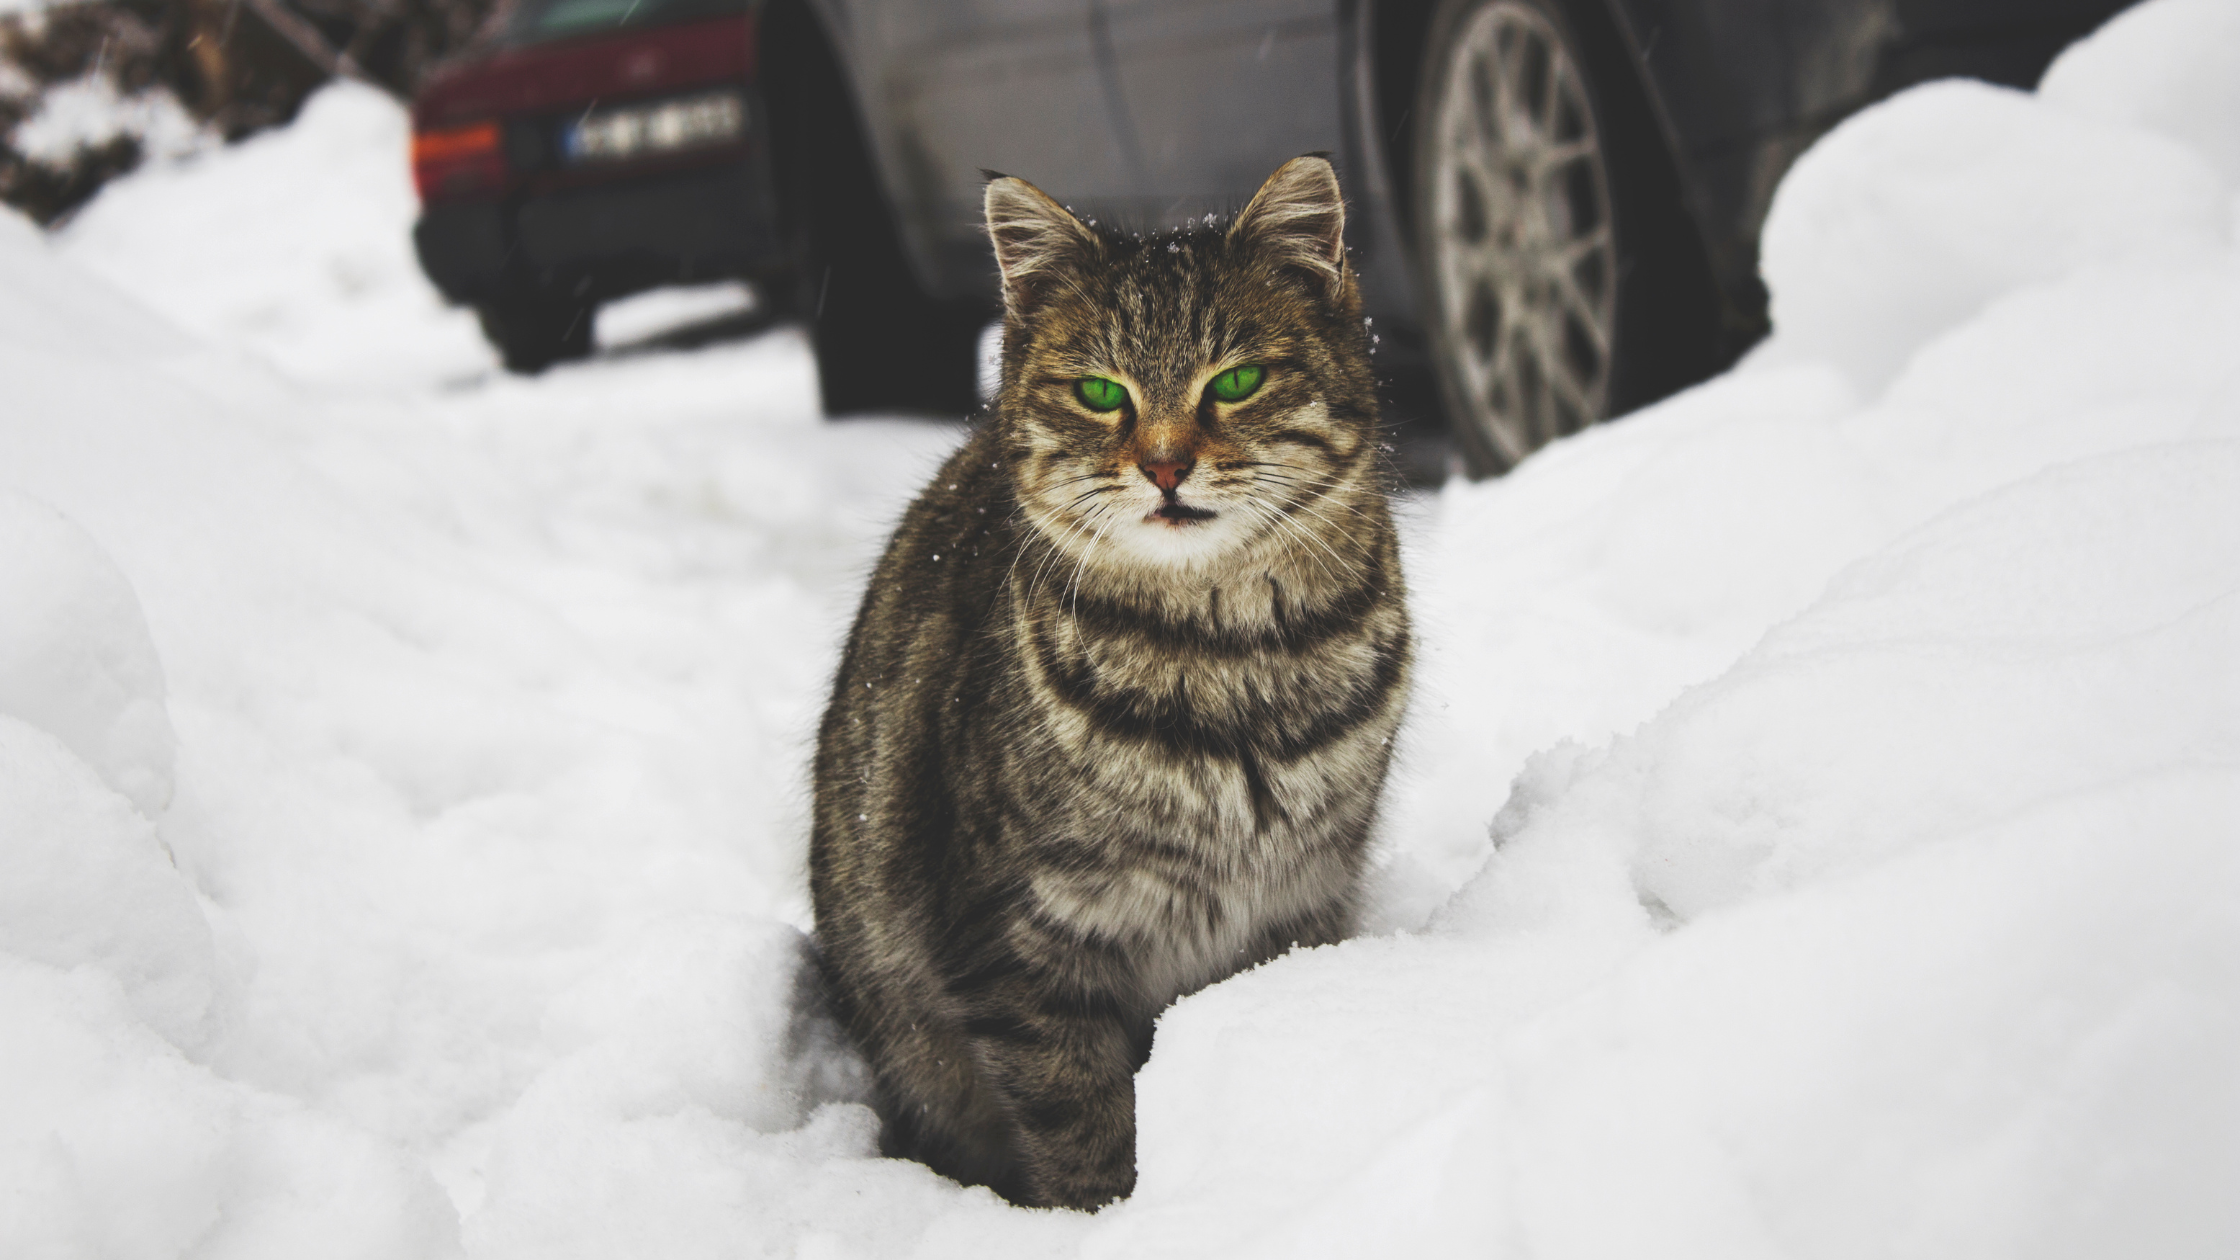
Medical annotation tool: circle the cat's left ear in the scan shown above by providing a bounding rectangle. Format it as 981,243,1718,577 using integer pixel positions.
1228,155,1349,300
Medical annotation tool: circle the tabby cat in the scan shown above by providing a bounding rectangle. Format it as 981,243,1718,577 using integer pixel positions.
809,155,1411,1210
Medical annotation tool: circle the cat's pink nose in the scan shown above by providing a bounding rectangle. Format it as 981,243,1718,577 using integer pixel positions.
1142,457,1193,493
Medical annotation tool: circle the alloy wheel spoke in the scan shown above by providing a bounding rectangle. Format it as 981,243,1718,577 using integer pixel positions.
1539,49,1565,136
1550,269,1610,353
1534,137,1596,172
1429,1,1619,466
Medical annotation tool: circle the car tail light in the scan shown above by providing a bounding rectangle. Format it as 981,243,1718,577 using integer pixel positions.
412,121,505,203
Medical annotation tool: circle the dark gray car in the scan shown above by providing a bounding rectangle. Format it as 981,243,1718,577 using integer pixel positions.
761,0,2135,473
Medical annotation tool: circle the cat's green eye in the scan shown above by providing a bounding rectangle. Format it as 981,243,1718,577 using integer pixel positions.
1210,364,1266,404
1075,376,1129,412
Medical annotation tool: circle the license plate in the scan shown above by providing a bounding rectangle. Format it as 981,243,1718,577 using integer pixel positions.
565,90,744,163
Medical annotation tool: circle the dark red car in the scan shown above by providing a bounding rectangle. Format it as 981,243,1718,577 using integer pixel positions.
410,0,780,371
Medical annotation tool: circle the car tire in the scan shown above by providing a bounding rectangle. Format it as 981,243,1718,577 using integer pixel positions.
762,2,984,417
1410,0,1715,475
792,200,985,417
477,290,595,375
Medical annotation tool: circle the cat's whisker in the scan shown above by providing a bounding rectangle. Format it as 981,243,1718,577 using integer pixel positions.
1029,518,1090,600
1285,497,1375,544
1237,467,1361,530
1248,468,1383,530
1046,469,1121,493
1016,507,1074,598
1061,485,1121,512
999,489,1071,592
1251,468,1382,526
1260,485,1364,569
1031,489,1118,601
1001,525,1044,596
1067,500,1121,617
1237,498,1346,588
1241,460,1355,498
1247,458,1367,495
1270,496,1377,577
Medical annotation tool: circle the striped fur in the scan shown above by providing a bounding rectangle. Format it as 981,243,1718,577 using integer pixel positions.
810,157,1411,1210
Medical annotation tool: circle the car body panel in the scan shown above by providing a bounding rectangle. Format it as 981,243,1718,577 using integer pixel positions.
814,0,2130,314
1097,0,1345,226
814,0,1135,299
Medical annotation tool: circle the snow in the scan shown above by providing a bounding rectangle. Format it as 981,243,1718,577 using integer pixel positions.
0,490,177,815
7,73,213,168
593,280,760,346
3,0,2238,1253
56,84,487,390
1751,76,2226,394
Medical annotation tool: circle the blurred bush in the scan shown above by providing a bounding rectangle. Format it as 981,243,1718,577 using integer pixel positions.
2,0,498,224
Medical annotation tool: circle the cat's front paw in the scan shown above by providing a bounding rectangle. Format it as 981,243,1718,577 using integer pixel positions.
1029,1160,1136,1212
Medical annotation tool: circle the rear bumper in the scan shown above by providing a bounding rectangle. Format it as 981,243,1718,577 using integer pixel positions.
414,160,786,306
413,202,508,304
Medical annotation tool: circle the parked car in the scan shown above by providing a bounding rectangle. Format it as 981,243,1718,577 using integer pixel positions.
410,0,2133,473
409,0,782,372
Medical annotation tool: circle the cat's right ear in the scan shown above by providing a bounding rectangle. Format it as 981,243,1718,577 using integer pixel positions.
985,174,1102,317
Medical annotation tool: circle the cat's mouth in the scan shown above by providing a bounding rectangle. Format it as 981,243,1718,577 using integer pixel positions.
1151,501,1218,524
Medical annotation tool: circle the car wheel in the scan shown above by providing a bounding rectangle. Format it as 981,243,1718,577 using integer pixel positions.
1411,0,1674,475
792,205,984,417
762,2,984,417
476,291,595,374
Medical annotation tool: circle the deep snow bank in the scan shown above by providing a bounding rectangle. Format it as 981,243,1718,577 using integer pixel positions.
52,83,493,391
2,0,2237,1254
1160,2,2240,1252
2,126,954,1254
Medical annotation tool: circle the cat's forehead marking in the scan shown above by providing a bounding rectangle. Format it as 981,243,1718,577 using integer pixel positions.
1079,229,1270,384
1021,220,1313,409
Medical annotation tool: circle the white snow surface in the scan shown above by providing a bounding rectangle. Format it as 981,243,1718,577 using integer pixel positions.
4,1,2238,1253
7,73,214,168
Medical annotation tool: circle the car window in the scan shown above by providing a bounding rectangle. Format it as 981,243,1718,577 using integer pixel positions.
500,0,749,46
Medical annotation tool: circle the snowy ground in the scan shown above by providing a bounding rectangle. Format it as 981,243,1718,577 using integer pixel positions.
4,0,2238,1254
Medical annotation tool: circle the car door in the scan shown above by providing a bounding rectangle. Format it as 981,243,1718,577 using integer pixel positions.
1089,0,1345,230
841,0,1136,296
